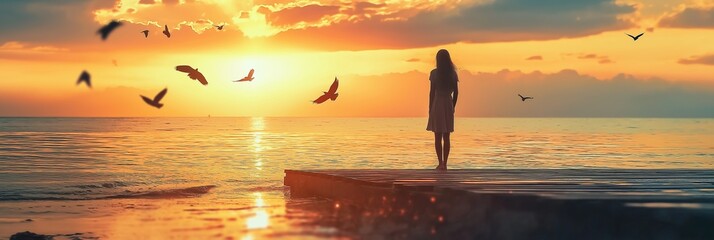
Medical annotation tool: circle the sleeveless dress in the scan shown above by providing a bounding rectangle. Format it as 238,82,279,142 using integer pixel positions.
426,69,455,133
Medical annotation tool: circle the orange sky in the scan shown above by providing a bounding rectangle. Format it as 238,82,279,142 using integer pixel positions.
0,0,713,117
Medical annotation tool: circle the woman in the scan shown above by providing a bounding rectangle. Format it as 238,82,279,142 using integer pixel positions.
426,49,459,170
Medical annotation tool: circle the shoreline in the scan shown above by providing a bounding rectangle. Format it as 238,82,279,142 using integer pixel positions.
0,191,317,240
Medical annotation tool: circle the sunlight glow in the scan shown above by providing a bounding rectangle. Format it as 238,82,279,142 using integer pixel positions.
245,192,270,230
251,117,264,170
252,133,263,152
4,1,714,118
251,117,265,131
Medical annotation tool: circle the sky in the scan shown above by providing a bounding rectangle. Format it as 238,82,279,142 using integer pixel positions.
0,0,713,117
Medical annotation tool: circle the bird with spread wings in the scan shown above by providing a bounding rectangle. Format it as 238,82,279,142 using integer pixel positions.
175,65,208,85
626,32,644,41
234,69,255,82
97,20,122,41
141,88,168,109
313,77,339,104
77,71,91,88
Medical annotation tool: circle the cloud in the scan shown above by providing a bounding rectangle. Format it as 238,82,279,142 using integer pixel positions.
1,0,637,51
341,1,386,16
162,0,179,5
256,5,271,15
0,0,115,43
0,87,151,117
572,53,613,64
0,85,237,117
526,55,543,60
1,68,712,117
0,41,68,52
269,0,636,50
405,58,420,62
353,1,385,12
678,54,714,65
334,69,714,117
0,18,251,63
0,41,70,61
264,4,340,26
578,54,598,59
93,0,245,34
659,6,714,28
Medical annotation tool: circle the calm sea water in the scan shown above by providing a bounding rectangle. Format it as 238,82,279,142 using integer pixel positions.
0,117,712,238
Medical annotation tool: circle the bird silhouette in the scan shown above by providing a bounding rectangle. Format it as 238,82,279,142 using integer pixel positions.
175,65,208,85
313,77,339,104
141,88,167,109
215,24,224,30
77,70,91,88
626,32,644,41
141,30,149,38
518,94,533,102
234,69,254,82
97,20,122,41
162,25,171,38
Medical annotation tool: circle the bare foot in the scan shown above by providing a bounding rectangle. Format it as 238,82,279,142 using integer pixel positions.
436,165,446,171
435,164,443,170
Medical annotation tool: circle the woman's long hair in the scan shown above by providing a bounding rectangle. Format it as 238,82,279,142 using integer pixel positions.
435,49,458,89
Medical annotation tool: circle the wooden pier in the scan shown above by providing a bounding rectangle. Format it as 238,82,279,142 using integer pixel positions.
285,169,714,240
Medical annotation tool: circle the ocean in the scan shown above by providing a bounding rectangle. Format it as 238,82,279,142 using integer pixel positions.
0,117,712,239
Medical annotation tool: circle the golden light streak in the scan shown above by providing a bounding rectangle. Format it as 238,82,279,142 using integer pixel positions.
245,192,270,230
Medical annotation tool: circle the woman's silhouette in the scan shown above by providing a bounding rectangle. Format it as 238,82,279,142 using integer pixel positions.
427,49,459,170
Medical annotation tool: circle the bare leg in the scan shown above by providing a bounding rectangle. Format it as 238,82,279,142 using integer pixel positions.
443,132,451,170
434,132,443,169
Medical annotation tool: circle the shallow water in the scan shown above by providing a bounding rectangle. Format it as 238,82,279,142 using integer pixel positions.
0,117,712,238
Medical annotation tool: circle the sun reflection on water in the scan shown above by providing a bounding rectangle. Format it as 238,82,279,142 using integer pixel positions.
251,117,264,171
245,192,270,230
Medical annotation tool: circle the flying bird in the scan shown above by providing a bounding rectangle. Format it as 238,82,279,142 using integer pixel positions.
141,30,149,38
215,24,224,30
518,94,533,102
626,32,644,41
97,20,122,41
234,69,254,82
77,70,91,88
141,88,168,109
313,77,339,104
175,65,208,85
162,25,171,38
